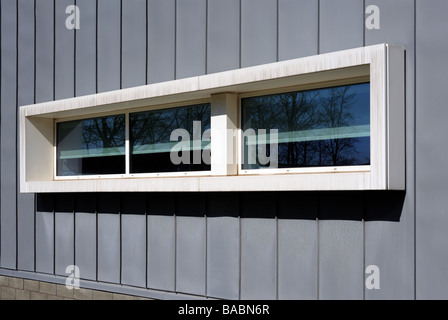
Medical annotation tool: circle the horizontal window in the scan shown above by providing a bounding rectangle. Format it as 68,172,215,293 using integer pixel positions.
20,44,405,192
56,115,126,176
241,83,370,169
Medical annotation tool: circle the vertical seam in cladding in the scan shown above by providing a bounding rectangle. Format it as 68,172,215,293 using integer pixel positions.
363,0,366,47
145,194,148,289
33,195,36,272
95,0,98,93
317,0,320,54
238,193,241,300
204,198,208,297
174,0,177,79
52,0,55,102
413,0,417,300
275,194,279,300
119,194,122,285
16,0,19,271
173,194,177,293
276,0,279,62
145,0,148,85
316,193,320,300
205,0,208,75
74,0,77,97
95,195,98,282
0,0,2,269
52,196,55,275
73,196,76,269
33,0,36,104
238,0,241,69
119,0,122,89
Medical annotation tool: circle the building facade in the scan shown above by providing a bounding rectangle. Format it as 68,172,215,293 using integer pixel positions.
0,0,447,300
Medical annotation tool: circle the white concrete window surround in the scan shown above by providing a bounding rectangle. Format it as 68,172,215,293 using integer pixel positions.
20,43,405,193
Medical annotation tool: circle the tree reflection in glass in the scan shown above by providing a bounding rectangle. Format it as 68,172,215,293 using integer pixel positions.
130,103,211,173
57,114,126,176
241,83,370,169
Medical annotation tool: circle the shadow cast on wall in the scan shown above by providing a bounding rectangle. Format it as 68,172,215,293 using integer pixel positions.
37,190,405,222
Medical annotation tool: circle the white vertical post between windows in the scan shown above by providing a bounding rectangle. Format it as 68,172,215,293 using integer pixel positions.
210,93,238,176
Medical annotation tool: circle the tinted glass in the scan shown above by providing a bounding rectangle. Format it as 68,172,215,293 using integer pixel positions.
241,83,370,169
130,104,211,173
57,115,126,176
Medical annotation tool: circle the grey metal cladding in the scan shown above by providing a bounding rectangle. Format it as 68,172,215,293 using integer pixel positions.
55,0,75,100
240,193,276,300
97,194,120,284
318,0,365,300
148,0,176,84
97,0,120,93
17,0,36,272
278,0,318,61
54,194,74,276
74,194,97,281
176,0,207,79
319,0,364,54
122,0,147,89
35,195,55,274
1,0,17,270
75,0,96,96
35,0,54,103
241,0,277,67
416,0,448,299
365,0,415,300
207,0,240,73
121,193,146,288
206,193,240,299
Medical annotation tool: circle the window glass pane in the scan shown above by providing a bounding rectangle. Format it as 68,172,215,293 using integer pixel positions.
130,103,211,173
241,83,370,169
57,115,126,176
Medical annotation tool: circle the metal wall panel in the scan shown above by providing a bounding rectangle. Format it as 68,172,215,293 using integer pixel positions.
54,0,74,100
240,193,277,300
176,0,206,79
97,0,120,92
241,0,277,67
147,0,175,84
17,0,35,272
278,0,318,61
54,195,74,276
147,193,175,291
35,0,54,103
122,0,147,88
416,0,448,299
277,192,318,300
0,0,17,269
121,193,146,288
318,193,364,300
75,0,96,96
35,194,54,274
365,0,415,300
97,194,120,284
207,0,240,73
319,0,364,53
318,0,365,300
206,193,240,299
75,194,97,281
175,194,206,296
